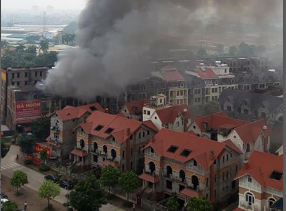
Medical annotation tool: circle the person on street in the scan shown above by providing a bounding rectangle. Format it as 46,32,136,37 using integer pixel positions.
24,201,27,210
132,203,135,211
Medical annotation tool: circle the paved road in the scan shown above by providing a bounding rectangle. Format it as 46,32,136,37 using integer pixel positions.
2,145,126,211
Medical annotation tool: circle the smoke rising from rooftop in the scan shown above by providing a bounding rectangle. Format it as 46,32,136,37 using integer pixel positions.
39,0,282,101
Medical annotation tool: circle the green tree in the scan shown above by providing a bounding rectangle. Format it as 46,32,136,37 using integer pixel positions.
25,45,37,55
2,201,18,211
38,180,60,209
1,140,10,158
31,117,51,140
70,167,78,179
189,104,203,119
15,43,26,52
18,133,36,155
40,148,48,164
40,39,49,53
100,165,121,194
228,46,238,57
215,44,224,56
1,40,9,48
187,197,212,211
67,174,107,211
202,102,221,116
166,195,180,211
55,161,62,173
196,48,208,58
118,171,139,201
10,170,28,195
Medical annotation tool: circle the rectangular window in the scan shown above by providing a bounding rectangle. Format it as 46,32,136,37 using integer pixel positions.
25,72,28,77
12,73,15,78
35,72,38,77
25,81,28,85
248,176,252,183
144,110,146,114
40,71,43,77
17,73,20,78
16,82,20,86
130,162,133,170
147,111,150,115
122,151,125,159
131,148,133,155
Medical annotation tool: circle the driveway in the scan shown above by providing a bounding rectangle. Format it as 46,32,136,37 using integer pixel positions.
2,145,126,211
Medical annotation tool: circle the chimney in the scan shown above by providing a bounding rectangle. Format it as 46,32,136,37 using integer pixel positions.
243,159,249,169
126,128,130,136
209,150,214,160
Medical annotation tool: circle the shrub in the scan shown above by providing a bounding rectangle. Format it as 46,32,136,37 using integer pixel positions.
39,164,50,172
122,201,133,208
24,160,33,165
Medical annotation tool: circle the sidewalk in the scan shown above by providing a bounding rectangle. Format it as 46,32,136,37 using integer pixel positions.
2,175,66,211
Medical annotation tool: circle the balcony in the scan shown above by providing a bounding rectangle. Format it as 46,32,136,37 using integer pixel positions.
239,202,259,211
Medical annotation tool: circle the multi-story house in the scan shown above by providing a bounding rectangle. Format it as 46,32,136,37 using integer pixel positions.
142,94,192,132
139,128,242,205
234,151,283,211
1,67,50,124
184,62,238,105
189,112,271,158
72,111,158,172
119,99,149,121
48,103,104,160
218,89,283,125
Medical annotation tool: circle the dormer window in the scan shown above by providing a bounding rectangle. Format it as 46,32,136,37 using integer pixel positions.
89,106,97,111
95,125,104,131
270,170,283,180
104,128,114,134
167,145,178,153
180,149,192,157
248,176,252,183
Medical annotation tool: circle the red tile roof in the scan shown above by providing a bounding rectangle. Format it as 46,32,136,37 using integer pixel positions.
235,151,283,191
234,119,272,144
144,128,242,170
139,173,160,183
122,99,149,115
161,66,184,82
70,149,88,157
143,120,159,132
56,103,104,122
180,188,200,197
193,112,248,131
155,104,191,125
77,111,157,144
194,68,218,79
102,160,120,168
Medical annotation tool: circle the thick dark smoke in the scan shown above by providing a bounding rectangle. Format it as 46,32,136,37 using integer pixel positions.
39,0,283,101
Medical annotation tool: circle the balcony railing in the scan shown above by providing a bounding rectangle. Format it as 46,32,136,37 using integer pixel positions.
239,202,259,211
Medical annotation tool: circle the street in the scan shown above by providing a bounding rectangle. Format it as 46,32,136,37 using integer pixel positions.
1,145,126,211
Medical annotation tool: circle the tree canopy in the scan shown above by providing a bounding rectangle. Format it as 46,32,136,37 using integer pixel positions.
31,117,51,140
166,195,180,211
18,133,36,155
40,148,48,163
187,197,212,211
40,39,49,53
190,102,221,117
1,139,10,158
67,174,107,211
2,201,18,211
38,180,61,208
118,171,139,201
100,165,121,193
10,170,28,194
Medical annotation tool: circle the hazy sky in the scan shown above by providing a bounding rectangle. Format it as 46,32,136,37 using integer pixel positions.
1,0,87,12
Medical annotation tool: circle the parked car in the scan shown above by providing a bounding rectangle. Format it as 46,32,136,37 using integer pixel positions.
1,192,8,199
58,180,74,190
44,175,59,183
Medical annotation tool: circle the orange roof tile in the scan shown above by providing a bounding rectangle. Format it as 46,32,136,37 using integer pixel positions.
143,120,159,132
139,173,160,183
56,103,104,122
194,68,218,79
144,128,241,170
235,151,283,191
161,69,184,82
234,119,272,144
122,99,150,115
155,104,191,125
78,111,158,144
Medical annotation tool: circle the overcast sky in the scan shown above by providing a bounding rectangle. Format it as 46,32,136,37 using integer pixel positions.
2,0,87,12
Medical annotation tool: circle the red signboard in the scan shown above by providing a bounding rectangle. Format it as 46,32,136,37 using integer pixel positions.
34,143,51,158
15,100,42,124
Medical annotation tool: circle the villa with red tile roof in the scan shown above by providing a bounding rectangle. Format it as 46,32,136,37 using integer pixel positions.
189,112,271,158
139,128,242,206
72,111,158,172
142,94,192,132
234,151,283,211
119,99,150,121
48,103,104,159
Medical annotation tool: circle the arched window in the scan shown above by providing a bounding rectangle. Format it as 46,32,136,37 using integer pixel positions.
93,142,98,152
149,162,155,174
103,145,107,154
111,149,116,160
245,192,254,205
268,198,276,208
179,170,185,182
166,166,172,177
80,139,85,149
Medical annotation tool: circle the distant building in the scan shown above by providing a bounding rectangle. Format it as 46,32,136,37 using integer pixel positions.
139,128,242,204
119,99,150,121
234,151,283,211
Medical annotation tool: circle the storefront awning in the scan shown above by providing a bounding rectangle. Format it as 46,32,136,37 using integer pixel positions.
71,149,88,157
180,188,199,197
